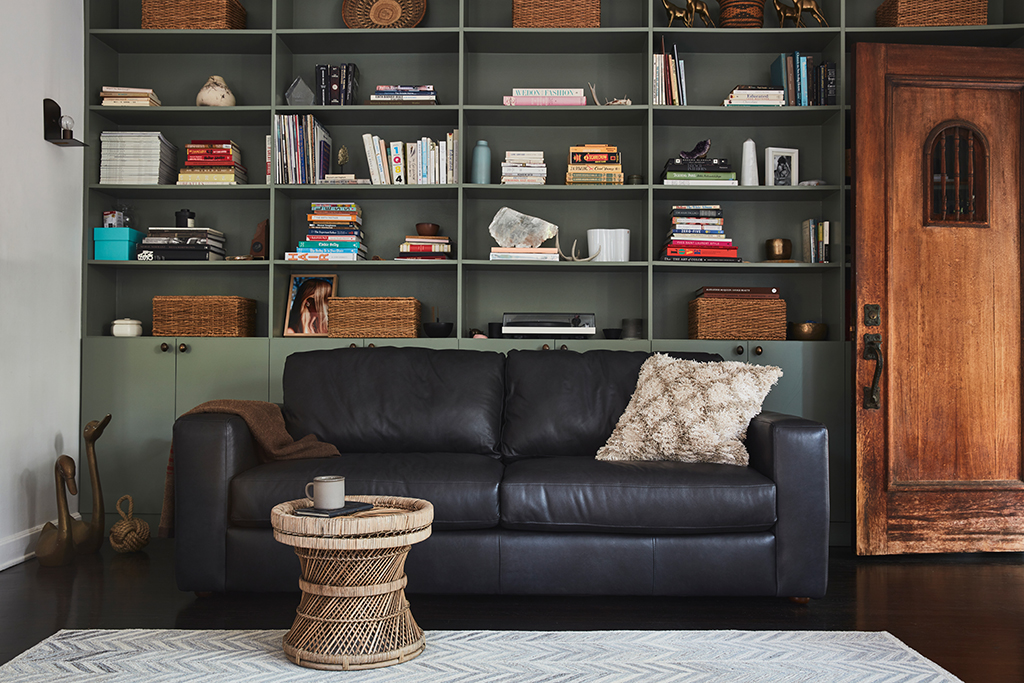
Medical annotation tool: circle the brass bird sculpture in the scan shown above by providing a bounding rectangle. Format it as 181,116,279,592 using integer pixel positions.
73,413,111,554
36,456,79,567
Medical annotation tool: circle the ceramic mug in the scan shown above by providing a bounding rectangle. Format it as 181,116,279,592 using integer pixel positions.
587,229,630,262
305,475,346,509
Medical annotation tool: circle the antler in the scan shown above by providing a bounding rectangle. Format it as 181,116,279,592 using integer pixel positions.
556,234,601,262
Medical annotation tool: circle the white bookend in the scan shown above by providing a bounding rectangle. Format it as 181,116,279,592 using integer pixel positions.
362,133,382,185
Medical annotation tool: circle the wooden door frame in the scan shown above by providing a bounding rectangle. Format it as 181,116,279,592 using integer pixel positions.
853,42,1024,555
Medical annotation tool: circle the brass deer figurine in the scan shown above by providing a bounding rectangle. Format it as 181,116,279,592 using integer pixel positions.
773,0,829,27
662,0,715,28
36,456,79,567
72,413,111,554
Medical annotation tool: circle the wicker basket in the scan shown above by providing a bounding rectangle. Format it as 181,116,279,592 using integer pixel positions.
152,296,256,337
875,0,986,27
513,0,600,28
688,297,786,341
328,297,421,338
142,0,247,30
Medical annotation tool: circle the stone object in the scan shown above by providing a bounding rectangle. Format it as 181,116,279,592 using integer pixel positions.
285,77,315,106
488,207,558,248
197,75,236,107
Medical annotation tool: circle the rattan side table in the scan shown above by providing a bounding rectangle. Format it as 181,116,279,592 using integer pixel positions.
271,495,433,670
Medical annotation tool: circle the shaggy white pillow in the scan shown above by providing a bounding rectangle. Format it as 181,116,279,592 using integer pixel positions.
596,354,782,466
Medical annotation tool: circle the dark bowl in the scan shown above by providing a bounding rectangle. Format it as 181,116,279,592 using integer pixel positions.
788,322,828,341
423,321,453,338
416,222,440,236
603,328,622,339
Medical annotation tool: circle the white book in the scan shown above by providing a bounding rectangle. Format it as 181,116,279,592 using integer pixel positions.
389,141,405,184
489,252,560,261
452,129,459,184
510,88,584,97
439,139,447,184
362,133,382,185
406,142,418,185
663,179,739,186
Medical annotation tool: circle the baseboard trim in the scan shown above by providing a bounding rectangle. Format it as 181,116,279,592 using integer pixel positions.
0,513,83,572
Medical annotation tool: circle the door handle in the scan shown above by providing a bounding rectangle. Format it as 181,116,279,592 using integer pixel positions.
863,333,883,410
178,343,188,353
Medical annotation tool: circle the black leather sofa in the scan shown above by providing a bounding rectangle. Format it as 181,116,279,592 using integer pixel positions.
173,347,829,598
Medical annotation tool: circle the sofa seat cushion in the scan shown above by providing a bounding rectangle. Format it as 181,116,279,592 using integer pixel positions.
230,453,503,531
500,456,776,534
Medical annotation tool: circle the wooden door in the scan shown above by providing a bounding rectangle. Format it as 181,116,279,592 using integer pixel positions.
854,43,1024,554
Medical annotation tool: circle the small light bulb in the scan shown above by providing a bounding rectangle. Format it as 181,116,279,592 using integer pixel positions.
60,115,74,140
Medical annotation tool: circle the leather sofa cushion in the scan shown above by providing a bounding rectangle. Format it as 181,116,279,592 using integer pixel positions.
282,347,505,457
230,453,503,531
501,350,723,460
500,456,776,534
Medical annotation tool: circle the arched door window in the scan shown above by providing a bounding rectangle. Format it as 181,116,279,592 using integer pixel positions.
925,122,987,225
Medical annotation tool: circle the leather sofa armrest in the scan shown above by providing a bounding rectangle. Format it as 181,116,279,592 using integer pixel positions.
173,413,260,593
746,411,830,599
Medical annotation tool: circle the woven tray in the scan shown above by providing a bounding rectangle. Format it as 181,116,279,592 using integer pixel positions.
327,297,421,338
142,0,247,30
152,295,256,337
513,0,600,28
688,297,786,341
875,0,986,26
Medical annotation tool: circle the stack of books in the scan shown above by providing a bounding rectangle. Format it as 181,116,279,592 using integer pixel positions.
370,84,437,105
661,156,735,186
285,202,366,261
361,130,458,185
100,86,161,107
489,246,559,262
653,44,686,106
314,63,359,105
502,88,586,106
770,53,837,106
661,205,741,263
274,114,332,184
694,285,780,300
566,144,623,185
177,140,247,185
723,85,785,107
138,226,225,261
397,234,451,260
99,131,177,185
802,218,831,263
501,151,546,185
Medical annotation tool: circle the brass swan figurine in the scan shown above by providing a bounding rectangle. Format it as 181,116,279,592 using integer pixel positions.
73,413,111,554
36,455,79,567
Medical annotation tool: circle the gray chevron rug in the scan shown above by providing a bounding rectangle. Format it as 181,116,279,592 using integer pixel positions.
1,629,961,682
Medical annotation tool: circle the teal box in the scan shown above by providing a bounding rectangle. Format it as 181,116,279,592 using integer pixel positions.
93,227,145,261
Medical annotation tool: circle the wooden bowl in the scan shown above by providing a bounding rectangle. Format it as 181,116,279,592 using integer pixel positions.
416,223,439,236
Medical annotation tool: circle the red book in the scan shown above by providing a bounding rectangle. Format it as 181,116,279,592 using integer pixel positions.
569,152,621,164
665,247,738,257
669,239,734,248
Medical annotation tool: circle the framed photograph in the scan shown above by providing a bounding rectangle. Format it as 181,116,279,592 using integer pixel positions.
283,274,337,337
765,147,799,187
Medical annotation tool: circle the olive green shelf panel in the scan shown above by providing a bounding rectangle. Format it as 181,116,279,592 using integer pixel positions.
462,29,649,54
653,28,840,54
651,185,842,200
272,260,457,271
276,29,460,54
274,105,459,126
844,25,1024,49
87,184,268,199
653,262,840,273
653,106,842,127
274,185,458,199
463,184,648,200
87,260,270,269
463,105,646,126
461,260,649,272
89,105,272,126
90,29,272,54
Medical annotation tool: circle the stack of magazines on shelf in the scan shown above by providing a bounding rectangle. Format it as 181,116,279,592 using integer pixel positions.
137,226,225,261
100,85,161,107
397,234,451,260
177,139,247,185
285,202,366,261
274,114,332,184
501,151,546,185
99,131,177,185
369,84,437,105
661,205,741,263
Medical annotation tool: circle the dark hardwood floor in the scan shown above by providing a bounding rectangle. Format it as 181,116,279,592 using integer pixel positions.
1,540,1022,681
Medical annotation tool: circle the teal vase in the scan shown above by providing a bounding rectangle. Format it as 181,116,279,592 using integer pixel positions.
471,141,491,184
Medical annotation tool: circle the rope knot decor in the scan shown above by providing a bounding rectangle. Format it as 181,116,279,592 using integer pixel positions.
109,495,150,553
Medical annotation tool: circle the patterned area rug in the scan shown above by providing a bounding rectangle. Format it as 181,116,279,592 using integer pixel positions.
1,629,962,682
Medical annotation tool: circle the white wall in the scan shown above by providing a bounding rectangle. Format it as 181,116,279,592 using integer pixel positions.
0,2,84,569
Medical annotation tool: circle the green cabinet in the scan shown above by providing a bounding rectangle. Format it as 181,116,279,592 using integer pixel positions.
80,337,269,519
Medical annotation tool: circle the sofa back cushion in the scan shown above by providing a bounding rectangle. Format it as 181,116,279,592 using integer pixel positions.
501,350,724,460
283,347,506,456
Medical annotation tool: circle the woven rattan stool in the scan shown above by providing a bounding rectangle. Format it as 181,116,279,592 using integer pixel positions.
271,495,433,670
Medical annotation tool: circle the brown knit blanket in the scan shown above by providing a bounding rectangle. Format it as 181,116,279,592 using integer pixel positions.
157,399,339,537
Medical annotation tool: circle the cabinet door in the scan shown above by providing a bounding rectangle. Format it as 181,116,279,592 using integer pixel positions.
459,338,557,352
174,337,270,415
653,340,749,361
81,337,177,518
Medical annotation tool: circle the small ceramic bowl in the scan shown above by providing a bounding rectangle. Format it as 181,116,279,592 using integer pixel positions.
416,222,440,236
788,322,828,341
423,321,453,338
603,328,622,340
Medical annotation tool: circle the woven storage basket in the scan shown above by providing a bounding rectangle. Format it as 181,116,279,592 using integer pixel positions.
152,295,256,337
688,297,786,340
875,0,986,26
513,0,600,28
142,0,247,30
328,297,421,338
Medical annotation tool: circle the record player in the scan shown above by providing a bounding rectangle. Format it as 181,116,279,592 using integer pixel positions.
502,312,597,338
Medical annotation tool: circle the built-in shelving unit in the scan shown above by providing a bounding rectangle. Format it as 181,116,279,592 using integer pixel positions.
81,0,1024,538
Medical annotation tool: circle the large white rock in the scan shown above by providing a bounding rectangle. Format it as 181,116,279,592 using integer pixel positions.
487,207,558,248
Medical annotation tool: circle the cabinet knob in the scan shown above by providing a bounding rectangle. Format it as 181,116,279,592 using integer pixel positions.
367,343,375,348
754,346,764,356
560,344,568,351
160,343,169,352
178,343,188,353
349,343,358,349
735,345,745,355
542,344,550,350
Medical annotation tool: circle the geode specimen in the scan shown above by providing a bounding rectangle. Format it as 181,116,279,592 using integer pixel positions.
488,207,558,248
